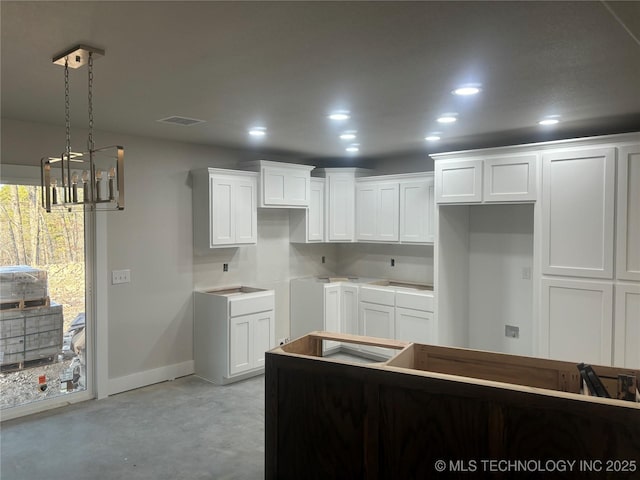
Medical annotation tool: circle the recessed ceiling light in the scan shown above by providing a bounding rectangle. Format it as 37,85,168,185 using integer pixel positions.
346,145,359,153
328,111,350,121
452,85,481,96
248,127,267,137
425,135,441,142
340,131,357,140
437,114,457,124
538,118,560,126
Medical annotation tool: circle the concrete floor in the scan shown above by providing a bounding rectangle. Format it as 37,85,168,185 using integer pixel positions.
1,374,265,480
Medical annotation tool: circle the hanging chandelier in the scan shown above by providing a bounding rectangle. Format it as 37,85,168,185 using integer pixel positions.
41,44,124,212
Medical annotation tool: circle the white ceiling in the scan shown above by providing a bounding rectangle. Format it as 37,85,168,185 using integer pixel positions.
2,1,640,162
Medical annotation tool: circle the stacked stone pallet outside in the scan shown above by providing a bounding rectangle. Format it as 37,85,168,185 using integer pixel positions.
0,266,62,369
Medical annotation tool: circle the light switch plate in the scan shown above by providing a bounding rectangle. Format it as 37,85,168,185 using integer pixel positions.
112,269,131,284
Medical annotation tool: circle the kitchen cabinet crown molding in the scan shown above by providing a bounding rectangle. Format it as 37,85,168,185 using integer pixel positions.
240,159,315,172
430,131,640,162
191,167,259,179
355,172,434,183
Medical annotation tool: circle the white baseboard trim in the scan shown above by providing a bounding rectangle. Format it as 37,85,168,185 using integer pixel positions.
107,360,195,396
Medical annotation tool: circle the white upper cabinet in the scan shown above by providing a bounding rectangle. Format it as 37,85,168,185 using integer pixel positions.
434,155,537,204
541,147,615,279
192,168,258,252
355,173,434,244
355,180,399,242
290,178,324,243
242,160,314,208
435,159,483,203
399,175,434,243
483,154,537,202
324,169,359,242
616,144,640,281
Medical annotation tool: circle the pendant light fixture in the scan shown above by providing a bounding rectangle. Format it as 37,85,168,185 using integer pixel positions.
41,44,124,212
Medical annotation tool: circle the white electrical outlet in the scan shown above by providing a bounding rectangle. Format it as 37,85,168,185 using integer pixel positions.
522,267,531,280
112,269,131,285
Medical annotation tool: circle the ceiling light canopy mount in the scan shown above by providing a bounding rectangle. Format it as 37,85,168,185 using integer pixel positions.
52,44,105,69
41,43,124,213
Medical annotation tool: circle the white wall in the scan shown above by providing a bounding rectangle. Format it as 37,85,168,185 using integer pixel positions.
193,209,339,342
468,204,534,356
337,243,433,285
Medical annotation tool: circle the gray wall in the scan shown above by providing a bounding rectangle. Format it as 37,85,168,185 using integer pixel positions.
1,118,433,393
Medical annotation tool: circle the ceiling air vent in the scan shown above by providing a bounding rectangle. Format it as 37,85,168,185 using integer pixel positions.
157,116,206,126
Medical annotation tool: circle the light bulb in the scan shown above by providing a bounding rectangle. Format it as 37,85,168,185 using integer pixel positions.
108,167,116,179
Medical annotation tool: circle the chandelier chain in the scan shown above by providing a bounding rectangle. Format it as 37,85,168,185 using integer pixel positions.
64,57,70,158
88,52,94,151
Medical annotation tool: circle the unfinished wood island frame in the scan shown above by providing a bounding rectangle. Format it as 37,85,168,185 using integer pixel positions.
266,332,640,480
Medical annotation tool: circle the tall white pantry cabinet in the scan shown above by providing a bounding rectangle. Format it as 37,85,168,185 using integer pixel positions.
433,133,640,368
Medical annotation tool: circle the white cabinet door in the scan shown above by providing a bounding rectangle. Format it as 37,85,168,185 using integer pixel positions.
377,183,399,241
308,179,325,242
234,177,257,244
541,147,615,279
356,182,399,241
435,159,483,204
324,284,341,351
230,310,274,376
211,176,235,246
252,310,274,369
614,283,640,368
209,174,257,246
399,178,433,243
229,315,252,376
426,178,435,243
359,302,395,357
483,154,537,202
396,307,434,344
356,184,377,241
540,278,613,365
341,285,359,335
261,165,311,207
616,145,640,281
289,178,324,243
326,173,355,242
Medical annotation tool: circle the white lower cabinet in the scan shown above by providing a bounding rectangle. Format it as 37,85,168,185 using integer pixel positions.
540,278,613,365
358,285,435,357
194,288,275,384
324,284,342,352
395,307,434,344
229,311,274,375
614,283,640,368
359,301,395,357
325,283,359,352
341,285,359,335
